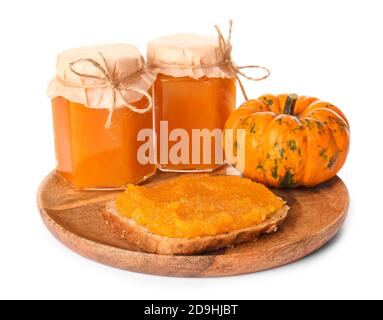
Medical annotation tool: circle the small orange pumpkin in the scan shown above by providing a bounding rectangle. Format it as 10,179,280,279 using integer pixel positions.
224,94,350,187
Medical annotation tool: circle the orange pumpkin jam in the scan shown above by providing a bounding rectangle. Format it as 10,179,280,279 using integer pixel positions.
154,74,236,172
115,174,285,238
52,96,156,190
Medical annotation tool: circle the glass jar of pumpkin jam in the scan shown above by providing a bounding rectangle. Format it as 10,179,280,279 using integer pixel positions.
115,175,285,238
48,44,156,190
52,96,156,189
153,74,236,172
147,34,236,172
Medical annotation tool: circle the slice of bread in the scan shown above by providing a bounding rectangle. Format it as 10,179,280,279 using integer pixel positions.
102,201,289,255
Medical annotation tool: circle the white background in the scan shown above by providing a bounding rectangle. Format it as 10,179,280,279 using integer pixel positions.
0,0,382,300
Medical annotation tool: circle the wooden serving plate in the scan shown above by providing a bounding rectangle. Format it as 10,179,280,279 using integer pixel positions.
37,167,349,277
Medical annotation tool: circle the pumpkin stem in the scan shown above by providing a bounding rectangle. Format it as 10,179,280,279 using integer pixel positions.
283,94,298,115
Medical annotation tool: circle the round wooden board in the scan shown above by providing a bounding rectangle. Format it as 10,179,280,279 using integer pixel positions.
37,167,349,277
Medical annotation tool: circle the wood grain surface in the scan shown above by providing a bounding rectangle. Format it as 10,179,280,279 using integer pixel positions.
37,167,349,277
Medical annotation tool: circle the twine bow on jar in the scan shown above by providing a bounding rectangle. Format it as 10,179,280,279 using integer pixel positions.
63,52,153,128
215,20,270,101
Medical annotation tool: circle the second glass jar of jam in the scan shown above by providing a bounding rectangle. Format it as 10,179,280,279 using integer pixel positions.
147,34,236,172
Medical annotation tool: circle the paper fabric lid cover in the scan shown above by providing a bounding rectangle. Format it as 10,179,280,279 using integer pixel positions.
147,34,236,79
148,21,271,101
47,43,155,110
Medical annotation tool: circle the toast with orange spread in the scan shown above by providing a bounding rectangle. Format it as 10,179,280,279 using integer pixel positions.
103,175,289,255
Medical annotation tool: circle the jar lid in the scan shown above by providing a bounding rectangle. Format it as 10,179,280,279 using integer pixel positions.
47,43,154,110
147,34,235,79
57,44,145,84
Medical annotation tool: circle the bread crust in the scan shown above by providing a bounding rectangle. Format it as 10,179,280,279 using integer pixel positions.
102,201,289,255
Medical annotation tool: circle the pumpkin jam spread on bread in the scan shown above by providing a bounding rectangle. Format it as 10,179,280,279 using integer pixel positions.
104,175,288,254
